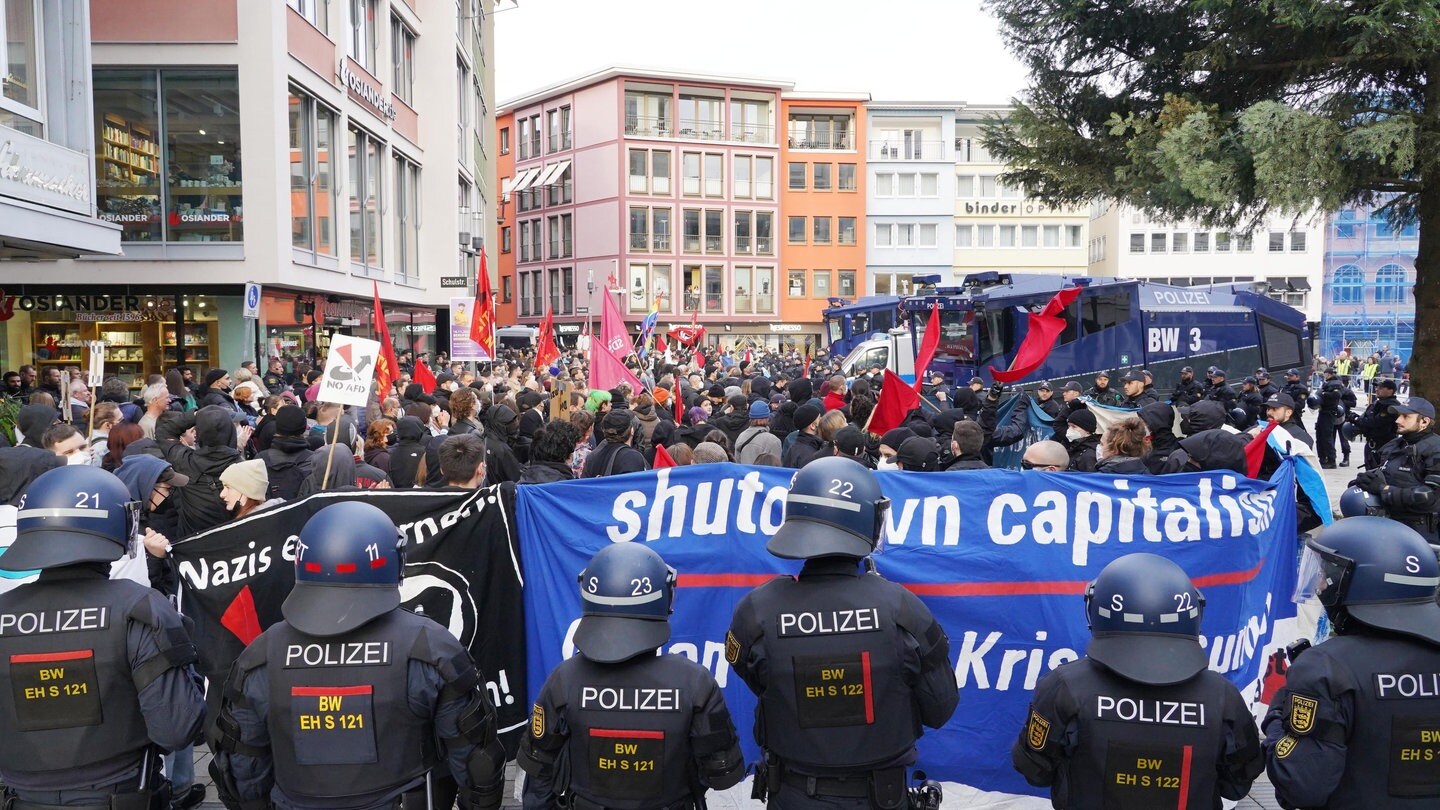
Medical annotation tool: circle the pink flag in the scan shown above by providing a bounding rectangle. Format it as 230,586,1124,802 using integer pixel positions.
591,290,644,392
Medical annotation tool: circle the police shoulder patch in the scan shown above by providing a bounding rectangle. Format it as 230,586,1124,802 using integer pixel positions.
531,703,545,738
1288,694,1319,735
1275,734,1297,759
724,630,740,665
1026,710,1051,751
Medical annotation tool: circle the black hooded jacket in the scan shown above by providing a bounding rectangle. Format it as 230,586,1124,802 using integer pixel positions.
388,416,428,488
164,406,242,537
1139,402,1182,473
1161,429,1248,474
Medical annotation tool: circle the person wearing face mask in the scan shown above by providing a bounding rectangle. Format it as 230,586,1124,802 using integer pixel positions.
482,402,524,484
43,422,92,466
364,417,396,475
1065,410,1102,472
874,427,915,472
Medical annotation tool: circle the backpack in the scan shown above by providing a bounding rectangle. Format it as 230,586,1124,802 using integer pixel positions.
260,448,310,500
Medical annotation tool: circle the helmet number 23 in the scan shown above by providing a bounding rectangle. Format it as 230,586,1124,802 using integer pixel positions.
631,577,652,596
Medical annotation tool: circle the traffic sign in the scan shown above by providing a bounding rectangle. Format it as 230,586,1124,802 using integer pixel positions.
440,276,470,288
243,282,262,318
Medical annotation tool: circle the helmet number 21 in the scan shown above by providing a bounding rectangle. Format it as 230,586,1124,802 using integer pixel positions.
76,491,100,508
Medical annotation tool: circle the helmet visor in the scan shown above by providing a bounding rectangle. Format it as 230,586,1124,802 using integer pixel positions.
1294,543,1352,606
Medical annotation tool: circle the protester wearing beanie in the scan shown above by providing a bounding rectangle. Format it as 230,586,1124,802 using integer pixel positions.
736,400,781,465
782,402,828,468
197,368,238,411
219,458,274,520
1065,408,1102,473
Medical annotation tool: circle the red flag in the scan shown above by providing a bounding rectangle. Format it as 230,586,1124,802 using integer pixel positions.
655,331,667,355
413,357,437,394
693,345,705,368
803,345,811,378
1244,420,1281,478
371,282,400,397
865,369,921,435
536,307,560,370
653,443,678,468
911,303,942,392
988,287,1082,383
468,249,496,359
674,384,685,423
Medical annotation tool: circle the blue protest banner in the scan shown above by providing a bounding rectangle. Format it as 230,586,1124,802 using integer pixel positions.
515,462,1300,802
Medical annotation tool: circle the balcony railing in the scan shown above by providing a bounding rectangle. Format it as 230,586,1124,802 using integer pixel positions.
735,236,751,253
684,235,701,252
729,124,774,144
548,131,573,152
704,235,723,253
624,116,776,144
653,234,671,251
869,139,946,161
787,131,853,150
625,115,672,138
755,236,773,254
630,233,649,250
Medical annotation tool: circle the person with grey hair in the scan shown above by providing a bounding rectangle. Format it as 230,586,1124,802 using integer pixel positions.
139,382,171,439
1022,440,1071,472
66,379,91,424
693,441,729,464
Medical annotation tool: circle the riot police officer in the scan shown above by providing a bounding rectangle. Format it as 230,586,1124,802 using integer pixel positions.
1315,368,1354,468
1238,377,1266,425
1351,397,1440,546
518,544,745,810
727,456,958,810
1280,369,1310,423
1169,366,1205,408
1355,377,1402,469
1203,367,1237,410
0,465,206,809
1264,517,1440,808
1255,369,1280,400
211,501,506,810
1012,553,1263,809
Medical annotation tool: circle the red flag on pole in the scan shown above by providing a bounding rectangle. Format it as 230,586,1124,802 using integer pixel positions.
674,383,685,423
371,281,400,397
988,286,1082,383
911,303,941,392
653,443,678,469
536,307,560,371
865,369,921,435
803,345,811,378
1244,420,1281,478
468,249,496,359
412,357,437,394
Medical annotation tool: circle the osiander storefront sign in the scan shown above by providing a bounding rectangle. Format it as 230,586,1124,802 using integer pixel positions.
340,61,398,121
0,128,93,215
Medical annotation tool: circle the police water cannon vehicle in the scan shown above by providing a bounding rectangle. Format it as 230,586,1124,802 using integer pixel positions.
863,272,1311,395
821,295,903,360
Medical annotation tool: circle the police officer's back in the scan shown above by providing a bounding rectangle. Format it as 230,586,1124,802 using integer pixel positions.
1350,397,1440,545
211,501,505,810
727,456,958,810
1263,517,1440,808
0,466,205,809
518,544,745,810
1012,553,1263,809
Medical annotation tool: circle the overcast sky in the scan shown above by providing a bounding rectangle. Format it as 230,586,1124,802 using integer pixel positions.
494,0,1031,105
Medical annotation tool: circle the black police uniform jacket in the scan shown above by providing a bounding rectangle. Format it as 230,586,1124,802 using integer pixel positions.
0,567,205,792
1263,631,1440,808
517,653,745,810
1170,378,1205,408
1013,657,1262,810
1204,382,1237,410
726,557,958,776
1281,381,1311,415
217,608,503,810
1376,429,1440,538
1356,394,1402,450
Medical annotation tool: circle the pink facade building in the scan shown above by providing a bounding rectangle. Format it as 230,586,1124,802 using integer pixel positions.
500,68,794,348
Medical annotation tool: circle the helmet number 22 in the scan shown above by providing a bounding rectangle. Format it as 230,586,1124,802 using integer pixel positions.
828,480,853,499
1174,592,1193,611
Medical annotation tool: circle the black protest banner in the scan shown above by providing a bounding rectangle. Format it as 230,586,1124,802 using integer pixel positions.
170,484,529,750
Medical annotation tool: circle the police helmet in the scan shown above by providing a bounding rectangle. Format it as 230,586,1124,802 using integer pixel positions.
1295,517,1440,645
767,456,890,560
1340,421,1360,442
574,543,677,663
1228,407,1252,429
2,466,138,571
1306,394,1321,410
283,502,403,637
1338,486,1384,518
1085,553,1208,685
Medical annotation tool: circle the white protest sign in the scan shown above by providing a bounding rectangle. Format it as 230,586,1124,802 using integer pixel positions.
317,333,381,407
86,341,105,388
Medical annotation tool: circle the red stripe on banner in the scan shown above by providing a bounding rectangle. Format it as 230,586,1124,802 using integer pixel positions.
861,650,875,724
291,685,373,697
335,563,356,574
10,649,93,664
1177,744,1193,810
679,561,1265,596
590,728,665,740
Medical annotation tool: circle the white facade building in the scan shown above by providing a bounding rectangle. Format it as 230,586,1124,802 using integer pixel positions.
864,102,955,296
1088,201,1324,322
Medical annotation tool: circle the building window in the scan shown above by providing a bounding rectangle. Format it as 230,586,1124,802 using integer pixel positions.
629,206,649,251
897,224,914,247
1216,232,1232,252
683,209,701,253
838,163,857,191
1331,264,1362,304
547,107,559,153
1268,231,1285,252
919,224,937,247
348,125,384,274
875,223,892,247
1236,233,1254,252
624,90,671,136
1129,234,1145,253
1150,233,1166,253
974,226,994,247
875,174,893,197
527,114,540,158
813,270,832,298
499,127,510,155
788,216,806,244
629,148,671,194
788,270,806,298
734,210,752,254
838,270,856,297
547,213,573,258
502,275,512,303
1334,209,1357,239
1066,225,1083,248
1,0,42,131
704,209,723,253
734,155,752,198
956,174,974,197
391,19,416,104
1290,230,1307,252
730,99,771,142
1374,264,1409,304
546,165,573,206
998,224,1016,247
678,93,723,137
288,90,337,258
393,155,420,282
755,156,774,199
1042,225,1060,248
682,152,701,195
653,208,671,251
96,69,244,244
921,173,938,196
813,217,832,244
681,264,724,313
839,217,857,245
349,0,380,74
1194,232,1209,252
456,60,469,156
813,163,832,191
956,224,973,248
703,153,723,196
787,113,853,149
789,161,807,190
1021,225,1038,248
288,0,329,33
501,226,512,253
755,212,773,255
